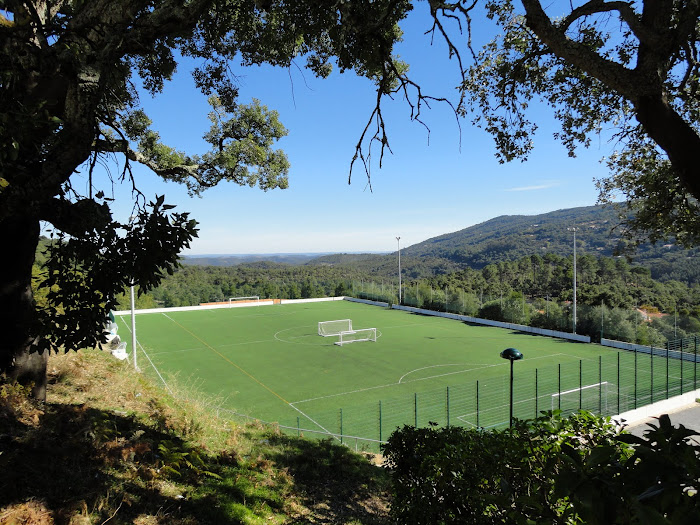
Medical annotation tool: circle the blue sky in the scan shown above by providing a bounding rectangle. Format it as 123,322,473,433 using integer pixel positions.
88,6,615,255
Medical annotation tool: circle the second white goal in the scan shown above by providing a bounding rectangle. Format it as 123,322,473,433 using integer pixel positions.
229,296,260,306
335,328,377,346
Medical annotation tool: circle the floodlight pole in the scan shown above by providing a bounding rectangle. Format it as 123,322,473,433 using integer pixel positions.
130,283,138,371
396,236,402,305
500,348,523,428
568,227,578,334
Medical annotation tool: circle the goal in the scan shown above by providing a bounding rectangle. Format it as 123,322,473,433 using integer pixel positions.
229,296,260,306
551,381,610,414
318,319,352,337
335,328,377,346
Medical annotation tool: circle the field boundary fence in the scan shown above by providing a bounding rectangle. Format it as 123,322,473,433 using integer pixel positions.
142,342,700,454
272,348,700,452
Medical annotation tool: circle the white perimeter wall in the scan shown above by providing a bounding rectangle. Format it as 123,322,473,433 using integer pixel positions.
344,297,389,308
613,388,700,426
114,296,345,315
601,338,698,362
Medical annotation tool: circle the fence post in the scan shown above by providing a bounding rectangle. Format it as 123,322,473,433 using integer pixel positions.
681,343,685,395
634,349,638,410
617,352,621,414
414,393,418,427
695,336,698,390
666,344,670,399
598,355,602,414
651,348,654,404
558,364,561,411
446,386,450,427
476,380,480,428
378,401,382,442
579,360,583,410
535,368,539,418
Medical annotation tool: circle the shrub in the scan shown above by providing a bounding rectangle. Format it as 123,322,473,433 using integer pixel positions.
382,411,700,524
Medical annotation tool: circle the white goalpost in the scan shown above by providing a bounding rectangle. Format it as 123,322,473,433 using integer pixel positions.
551,381,610,413
335,328,377,346
229,296,260,306
318,319,353,336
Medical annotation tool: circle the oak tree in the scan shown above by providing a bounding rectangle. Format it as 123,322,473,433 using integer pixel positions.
0,0,411,398
422,1,700,246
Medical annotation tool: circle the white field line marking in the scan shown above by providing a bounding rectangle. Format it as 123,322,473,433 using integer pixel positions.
398,353,570,384
291,364,498,405
292,381,413,405
292,353,570,405
287,403,338,440
161,313,291,406
116,316,175,394
273,326,317,345
398,363,500,384
147,337,281,357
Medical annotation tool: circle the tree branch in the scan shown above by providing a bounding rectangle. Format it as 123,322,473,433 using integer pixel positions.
521,0,642,99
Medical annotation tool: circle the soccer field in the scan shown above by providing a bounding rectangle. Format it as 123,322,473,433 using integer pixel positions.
115,300,691,448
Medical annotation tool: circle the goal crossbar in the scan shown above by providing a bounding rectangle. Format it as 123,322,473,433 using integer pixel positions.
229,296,260,306
334,328,377,346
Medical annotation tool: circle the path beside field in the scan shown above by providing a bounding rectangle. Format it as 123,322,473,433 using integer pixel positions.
627,402,700,436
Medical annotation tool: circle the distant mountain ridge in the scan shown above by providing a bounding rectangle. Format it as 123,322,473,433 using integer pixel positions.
182,205,700,285
182,253,334,266
402,205,624,268
306,205,700,284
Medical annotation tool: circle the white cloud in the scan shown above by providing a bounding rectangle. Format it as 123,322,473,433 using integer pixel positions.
505,182,561,192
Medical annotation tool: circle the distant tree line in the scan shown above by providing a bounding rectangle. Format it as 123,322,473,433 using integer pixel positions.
106,252,700,346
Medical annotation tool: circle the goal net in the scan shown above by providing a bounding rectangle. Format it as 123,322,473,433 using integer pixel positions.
335,328,377,346
552,381,610,415
318,319,352,337
229,296,260,306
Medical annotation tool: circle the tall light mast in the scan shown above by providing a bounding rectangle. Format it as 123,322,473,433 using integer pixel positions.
396,236,401,304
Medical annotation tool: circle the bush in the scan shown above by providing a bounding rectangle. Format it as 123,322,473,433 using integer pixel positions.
382,412,700,524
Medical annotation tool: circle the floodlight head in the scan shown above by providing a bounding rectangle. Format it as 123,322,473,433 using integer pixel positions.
500,348,523,361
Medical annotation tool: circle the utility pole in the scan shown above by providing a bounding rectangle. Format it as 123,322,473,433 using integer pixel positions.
396,236,401,304
568,227,578,334
130,283,138,371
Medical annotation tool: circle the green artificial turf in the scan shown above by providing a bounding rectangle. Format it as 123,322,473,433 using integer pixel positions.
116,301,698,450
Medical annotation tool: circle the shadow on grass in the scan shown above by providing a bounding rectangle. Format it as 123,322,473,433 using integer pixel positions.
263,432,391,524
0,403,284,524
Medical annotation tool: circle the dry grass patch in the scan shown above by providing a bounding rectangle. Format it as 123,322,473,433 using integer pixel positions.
1,349,390,524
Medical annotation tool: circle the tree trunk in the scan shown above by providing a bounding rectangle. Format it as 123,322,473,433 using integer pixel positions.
634,94,700,201
0,216,46,401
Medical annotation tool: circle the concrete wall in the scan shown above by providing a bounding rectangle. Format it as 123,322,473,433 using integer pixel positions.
601,338,699,362
344,297,389,308
114,296,347,315
613,388,700,426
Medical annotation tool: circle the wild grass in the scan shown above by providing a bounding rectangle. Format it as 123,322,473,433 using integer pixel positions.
0,349,390,524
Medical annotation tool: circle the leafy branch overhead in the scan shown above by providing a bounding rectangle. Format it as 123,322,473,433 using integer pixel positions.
419,0,700,247
0,0,413,389
113,98,290,196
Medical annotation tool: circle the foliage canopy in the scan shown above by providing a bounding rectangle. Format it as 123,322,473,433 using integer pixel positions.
0,0,412,394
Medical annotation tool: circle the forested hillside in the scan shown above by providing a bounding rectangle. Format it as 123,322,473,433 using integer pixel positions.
308,205,700,285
